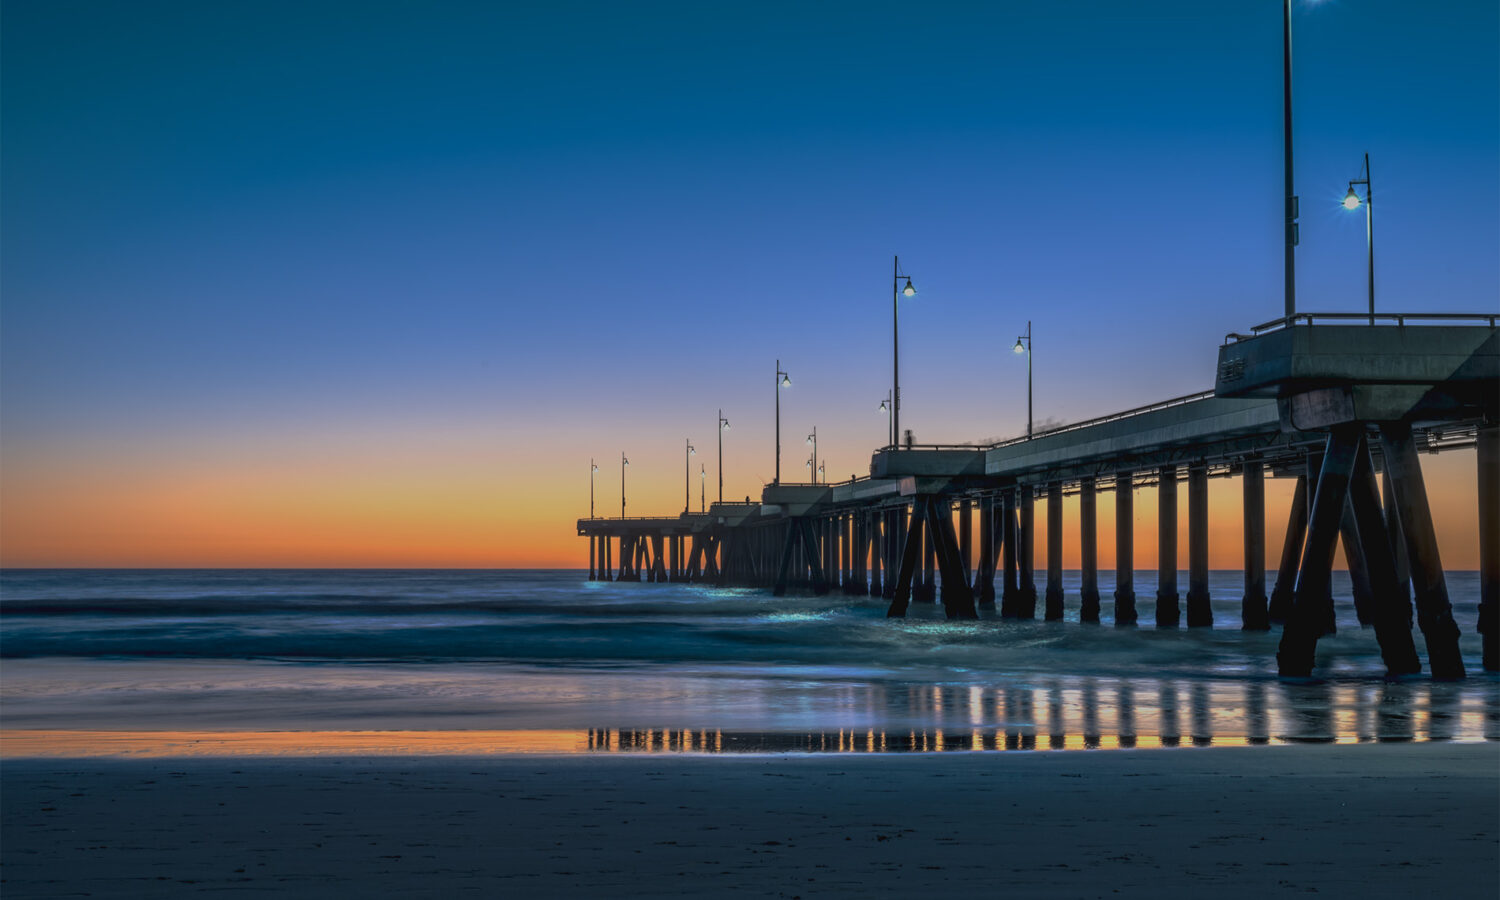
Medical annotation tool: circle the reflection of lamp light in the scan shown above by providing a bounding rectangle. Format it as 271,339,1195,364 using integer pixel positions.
1343,152,1375,324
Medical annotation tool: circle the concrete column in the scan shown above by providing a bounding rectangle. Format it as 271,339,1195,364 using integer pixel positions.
1478,424,1498,671
1268,471,1309,625
1156,464,1180,627
869,511,883,597
1382,466,1412,614
1019,484,1037,619
1340,504,1374,626
588,535,597,580
1114,470,1137,625
1381,421,1465,680
1186,461,1212,627
669,534,680,582
604,535,613,580
1241,459,1268,629
978,494,996,608
1079,476,1101,623
1348,438,1421,676
917,510,937,603
959,499,972,587
1046,483,1064,620
1278,427,1359,677
1001,491,1019,616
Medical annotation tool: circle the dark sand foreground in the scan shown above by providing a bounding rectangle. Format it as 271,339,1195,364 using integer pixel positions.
4,743,1497,898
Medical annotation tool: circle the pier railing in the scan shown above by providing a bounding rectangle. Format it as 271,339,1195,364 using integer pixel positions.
1224,311,1500,344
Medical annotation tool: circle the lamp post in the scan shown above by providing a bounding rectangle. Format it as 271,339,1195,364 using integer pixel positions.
879,390,893,446
590,459,598,518
805,427,818,483
891,256,916,445
775,361,791,484
620,452,629,519
684,439,696,513
718,410,730,504
1342,152,1374,325
1013,321,1033,439
700,463,706,513
1282,0,1298,319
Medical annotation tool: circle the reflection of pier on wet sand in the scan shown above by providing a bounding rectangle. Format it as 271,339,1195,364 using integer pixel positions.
581,315,1499,678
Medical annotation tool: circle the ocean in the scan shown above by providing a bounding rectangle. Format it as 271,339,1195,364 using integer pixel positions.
1,569,1494,755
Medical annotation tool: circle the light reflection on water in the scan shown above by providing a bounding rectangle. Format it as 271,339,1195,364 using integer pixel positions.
4,678,1494,757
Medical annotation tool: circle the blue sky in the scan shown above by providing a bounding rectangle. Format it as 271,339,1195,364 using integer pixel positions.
3,0,1496,563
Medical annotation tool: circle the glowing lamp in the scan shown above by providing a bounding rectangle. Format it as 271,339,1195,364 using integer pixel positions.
902,278,915,297
1343,187,1361,210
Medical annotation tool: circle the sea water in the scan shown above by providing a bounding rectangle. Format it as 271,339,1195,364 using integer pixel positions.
2,569,1495,754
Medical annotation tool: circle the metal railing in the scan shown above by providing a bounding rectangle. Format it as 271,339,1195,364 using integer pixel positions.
986,390,1218,450
1225,311,1499,344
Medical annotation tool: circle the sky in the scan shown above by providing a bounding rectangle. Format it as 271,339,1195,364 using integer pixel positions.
2,0,1496,568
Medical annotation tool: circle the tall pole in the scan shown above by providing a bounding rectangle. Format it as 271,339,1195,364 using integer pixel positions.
1283,0,1297,319
620,452,628,519
775,360,782,485
892,255,900,446
1363,152,1374,324
590,459,596,519
1026,320,1033,440
807,427,818,484
718,410,729,504
700,463,706,514
684,439,695,513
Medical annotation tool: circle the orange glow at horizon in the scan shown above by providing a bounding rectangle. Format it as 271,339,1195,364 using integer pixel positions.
0,426,1484,570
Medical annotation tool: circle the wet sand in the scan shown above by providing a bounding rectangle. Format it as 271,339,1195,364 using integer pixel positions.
3,742,1496,898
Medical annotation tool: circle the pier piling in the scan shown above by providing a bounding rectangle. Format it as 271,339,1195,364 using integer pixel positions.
1241,458,1268,629
1186,461,1212,627
1156,464,1180,627
1114,470,1137,626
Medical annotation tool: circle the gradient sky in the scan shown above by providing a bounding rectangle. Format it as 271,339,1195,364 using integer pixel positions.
3,0,1496,568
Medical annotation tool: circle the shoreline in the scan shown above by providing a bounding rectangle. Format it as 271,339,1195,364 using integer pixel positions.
5,742,1496,898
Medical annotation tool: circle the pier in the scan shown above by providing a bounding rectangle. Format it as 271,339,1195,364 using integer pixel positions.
580,313,1499,677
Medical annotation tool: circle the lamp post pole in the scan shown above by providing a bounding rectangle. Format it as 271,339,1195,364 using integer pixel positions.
684,439,696,513
1283,0,1298,320
620,452,628,519
806,427,818,484
718,410,730,504
590,460,597,518
892,257,915,446
1344,153,1374,325
1014,321,1033,439
775,361,791,484
880,390,892,446
700,463,706,513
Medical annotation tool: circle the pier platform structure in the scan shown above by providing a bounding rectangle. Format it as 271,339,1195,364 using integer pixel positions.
579,314,1499,676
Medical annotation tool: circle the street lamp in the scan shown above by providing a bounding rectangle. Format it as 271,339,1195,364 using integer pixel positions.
717,410,730,504
891,256,916,446
1013,321,1033,439
620,452,629,519
879,390,892,446
1342,152,1374,325
775,361,791,484
684,439,696,513
1281,0,1299,319
700,463,706,513
805,427,818,483
590,459,598,518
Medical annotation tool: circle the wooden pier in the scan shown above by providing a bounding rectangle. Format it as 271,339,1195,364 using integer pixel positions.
579,314,1499,677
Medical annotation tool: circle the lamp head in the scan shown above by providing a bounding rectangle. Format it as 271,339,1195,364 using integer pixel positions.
902,278,915,297
689,445,695,454
1013,339,1026,354
1342,186,1361,210
592,465,598,472
879,399,888,413
780,374,791,387
722,420,730,430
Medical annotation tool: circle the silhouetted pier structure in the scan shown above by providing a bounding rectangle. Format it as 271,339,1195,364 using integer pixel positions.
579,315,1499,677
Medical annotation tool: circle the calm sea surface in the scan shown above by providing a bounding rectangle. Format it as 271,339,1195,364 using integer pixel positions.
2,569,1495,754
